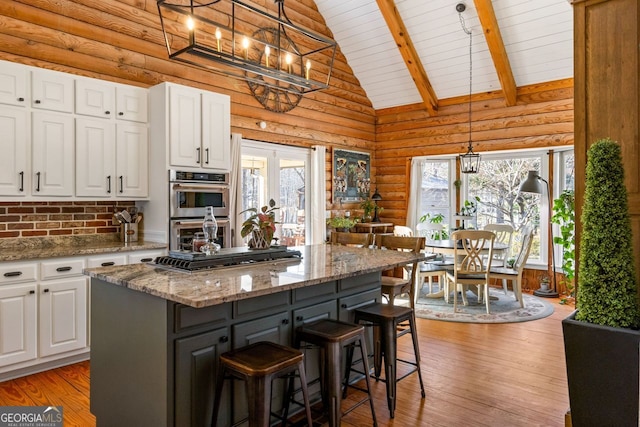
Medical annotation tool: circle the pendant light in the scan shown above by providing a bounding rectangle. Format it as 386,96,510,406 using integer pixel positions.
457,3,480,174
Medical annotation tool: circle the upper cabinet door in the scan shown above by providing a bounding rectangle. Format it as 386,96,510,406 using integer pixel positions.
116,123,148,198
116,85,148,123
201,92,230,171
75,79,115,119
31,112,74,196
31,69,74,113
169,85,201,168
0,106,29,196
0,61,28,107
75,117,116,197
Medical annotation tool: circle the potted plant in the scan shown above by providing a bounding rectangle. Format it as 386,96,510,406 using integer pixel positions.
562,138,640,426
326,216,357,232
418,213,449,240
240,199,279,249
359,198,376,222
551,189,575,304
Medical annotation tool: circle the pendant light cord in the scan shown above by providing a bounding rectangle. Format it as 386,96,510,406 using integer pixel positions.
459,11,473,151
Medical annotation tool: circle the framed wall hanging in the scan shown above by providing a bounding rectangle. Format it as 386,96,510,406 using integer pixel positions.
332,149,371,202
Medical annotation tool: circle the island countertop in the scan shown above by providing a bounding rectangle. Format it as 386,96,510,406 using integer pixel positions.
84,244,421,308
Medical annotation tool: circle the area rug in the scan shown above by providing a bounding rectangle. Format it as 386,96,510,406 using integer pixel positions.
399,288,555,324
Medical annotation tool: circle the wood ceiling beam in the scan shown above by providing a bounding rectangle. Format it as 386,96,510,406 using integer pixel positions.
473,0,517,106
376,0,438,116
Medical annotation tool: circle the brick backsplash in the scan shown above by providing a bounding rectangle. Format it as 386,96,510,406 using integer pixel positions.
0,201,136,239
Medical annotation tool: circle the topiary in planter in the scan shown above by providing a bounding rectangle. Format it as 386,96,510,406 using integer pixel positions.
577,138,640,328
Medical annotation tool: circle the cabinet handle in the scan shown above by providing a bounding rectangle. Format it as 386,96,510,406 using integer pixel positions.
29,290,35,295
196,147,201,164
118,112,124,116
17,97,24,102
341,304,347,309
107,175,111,194
35,172,41,192
34,99,41,104
4,271,23,277
282,319,289,325
19,171,24,192
219,336,229,343
101,262,115,267
56,266,72,272
43,288,49,293
119,176,124,193
205,148,209,164
296,315,303,321
105,110,111,115
140,258,153,263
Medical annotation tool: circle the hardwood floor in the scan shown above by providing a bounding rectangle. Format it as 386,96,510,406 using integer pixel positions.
0,297,574,426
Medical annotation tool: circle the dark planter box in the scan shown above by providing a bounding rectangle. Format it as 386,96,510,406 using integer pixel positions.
562,310,640,427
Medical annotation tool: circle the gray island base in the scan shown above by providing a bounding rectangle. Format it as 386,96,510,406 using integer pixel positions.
86,244,422,427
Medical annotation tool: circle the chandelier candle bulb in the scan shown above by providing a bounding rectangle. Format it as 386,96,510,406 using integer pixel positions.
215,27,221,52
265,45,270,67
285,53,292,73
242,36,249,60
305,60,311,80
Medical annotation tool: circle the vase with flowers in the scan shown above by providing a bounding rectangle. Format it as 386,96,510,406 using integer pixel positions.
240,199,279,249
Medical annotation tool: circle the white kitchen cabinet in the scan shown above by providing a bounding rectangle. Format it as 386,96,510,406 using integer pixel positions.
31,68,74,113
116,123,148,197
86,254,128,268
38,277,87,357
127,250,165,264
0,283,38,367
155,82,230,171
0,261,38,368
31,111,74,196
0,106,29,195
76,118,148,198
0,61,28,107
76,78,148,123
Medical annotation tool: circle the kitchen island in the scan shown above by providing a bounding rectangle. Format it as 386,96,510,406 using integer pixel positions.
86,244,422,427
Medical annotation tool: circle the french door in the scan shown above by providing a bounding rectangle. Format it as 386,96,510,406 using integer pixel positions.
241,140,309,246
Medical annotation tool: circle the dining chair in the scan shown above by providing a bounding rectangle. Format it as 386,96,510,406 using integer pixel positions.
445,230,495,313
330,231,373,247
374,234,425,309
393,225,414,237
483,223,514,265
489,227,534,308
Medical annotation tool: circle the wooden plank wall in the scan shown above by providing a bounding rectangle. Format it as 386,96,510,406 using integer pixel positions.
0,0,376,208
373,79,575,226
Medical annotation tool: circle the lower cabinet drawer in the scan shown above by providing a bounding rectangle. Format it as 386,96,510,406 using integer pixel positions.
40,257,85,280
0,263,38,285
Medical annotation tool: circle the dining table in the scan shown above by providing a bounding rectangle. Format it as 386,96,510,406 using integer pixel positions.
420,238,509,299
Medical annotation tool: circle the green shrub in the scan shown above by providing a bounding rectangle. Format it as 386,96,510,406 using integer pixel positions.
577,138,640,328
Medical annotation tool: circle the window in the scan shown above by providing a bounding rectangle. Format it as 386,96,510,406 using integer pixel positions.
241,140,309,246
412,150,557,267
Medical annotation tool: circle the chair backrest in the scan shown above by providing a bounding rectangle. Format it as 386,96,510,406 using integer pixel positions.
393,225,414,237
513,227,535,272
451,230,496,274
374,234,426,280
483,223,514,258
416,222,446,240
330,231,373,247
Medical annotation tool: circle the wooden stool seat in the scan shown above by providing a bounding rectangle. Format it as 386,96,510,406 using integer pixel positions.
295,319,377,427
353,303,425,419
212,341,313,427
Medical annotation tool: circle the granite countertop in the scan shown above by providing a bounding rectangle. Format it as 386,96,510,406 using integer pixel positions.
0,235,166,262
84,244,423,308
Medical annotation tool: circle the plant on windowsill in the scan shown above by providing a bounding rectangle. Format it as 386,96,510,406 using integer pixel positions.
418,213,449,240
562,138,640,426
240,199,279,249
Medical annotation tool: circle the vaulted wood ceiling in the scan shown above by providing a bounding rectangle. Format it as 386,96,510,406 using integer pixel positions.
315,0,573,112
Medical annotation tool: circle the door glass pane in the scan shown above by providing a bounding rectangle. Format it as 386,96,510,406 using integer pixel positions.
241,155,267,221
279,158,306,246
419,160,451,231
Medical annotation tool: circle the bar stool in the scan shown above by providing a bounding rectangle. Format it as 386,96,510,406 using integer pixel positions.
295,319,378,427
352,303,425,418
211,341,313,427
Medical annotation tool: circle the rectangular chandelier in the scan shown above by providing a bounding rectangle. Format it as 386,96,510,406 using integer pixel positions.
157,0,337,95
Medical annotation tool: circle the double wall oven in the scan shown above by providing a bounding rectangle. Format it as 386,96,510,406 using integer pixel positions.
169,170,231,251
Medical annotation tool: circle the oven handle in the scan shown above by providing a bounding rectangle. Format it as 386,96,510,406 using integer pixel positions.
171,183,229,192
172,219,230,228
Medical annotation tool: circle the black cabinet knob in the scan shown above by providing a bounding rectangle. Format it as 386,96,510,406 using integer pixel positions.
219,336,229,343
296,316,303,321
282,319,289,325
